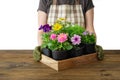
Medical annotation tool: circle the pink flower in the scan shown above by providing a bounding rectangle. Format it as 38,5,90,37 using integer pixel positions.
71,34,81,45
57,33,68,43
50,34,57,40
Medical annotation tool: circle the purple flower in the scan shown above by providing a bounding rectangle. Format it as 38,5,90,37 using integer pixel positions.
71,34,81,45
83,31,88,35
38,24,52,32
39,25,43,30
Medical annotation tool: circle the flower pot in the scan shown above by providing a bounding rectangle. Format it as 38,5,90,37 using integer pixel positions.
41,48,52,57
70,45,84,58
85,43,96,54
52,50,69,60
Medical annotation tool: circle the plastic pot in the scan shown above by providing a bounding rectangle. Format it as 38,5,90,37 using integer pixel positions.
52,50,69,60
41,48,52,57
85,43,96,54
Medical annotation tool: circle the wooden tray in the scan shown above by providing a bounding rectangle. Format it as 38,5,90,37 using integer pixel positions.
40,53,97,71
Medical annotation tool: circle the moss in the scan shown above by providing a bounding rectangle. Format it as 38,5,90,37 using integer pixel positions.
33,46,42,62
96,45,104,61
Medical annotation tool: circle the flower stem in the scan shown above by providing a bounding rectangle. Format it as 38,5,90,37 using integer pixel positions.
60,43,63,50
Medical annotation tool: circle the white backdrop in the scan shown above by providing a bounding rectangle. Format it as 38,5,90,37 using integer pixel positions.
0,0,119,50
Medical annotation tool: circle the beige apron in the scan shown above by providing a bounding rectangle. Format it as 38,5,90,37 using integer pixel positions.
47,0,85,27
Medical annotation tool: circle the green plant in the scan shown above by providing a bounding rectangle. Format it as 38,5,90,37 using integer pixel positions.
39,18,86,51
64,24,85,37
41,33,51,49
82,31,96,44
48,40,73,51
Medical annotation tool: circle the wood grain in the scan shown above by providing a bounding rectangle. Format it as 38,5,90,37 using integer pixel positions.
0,50,120,80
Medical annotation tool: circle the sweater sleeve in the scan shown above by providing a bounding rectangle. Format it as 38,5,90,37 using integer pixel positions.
37,0,48,13
84,0,94,13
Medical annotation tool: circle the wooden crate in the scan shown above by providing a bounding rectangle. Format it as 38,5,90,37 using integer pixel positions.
40,53,97,71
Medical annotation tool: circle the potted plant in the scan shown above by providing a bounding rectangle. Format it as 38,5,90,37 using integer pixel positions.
82,31,96,54
49,19,73,60
48,33,73,60
39,18,96,60
39,24,52,57
63,24,85,57
39,18,74,60
69,34,85,58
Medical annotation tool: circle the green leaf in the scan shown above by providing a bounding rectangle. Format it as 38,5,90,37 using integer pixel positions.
66,45,73,50
63,42,73,50
41,43,47,48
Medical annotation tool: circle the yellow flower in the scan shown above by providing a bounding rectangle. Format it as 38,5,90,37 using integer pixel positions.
57,18,66,21
53,23,63,31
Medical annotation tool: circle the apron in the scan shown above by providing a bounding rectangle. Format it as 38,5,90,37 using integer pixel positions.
47,0,85,27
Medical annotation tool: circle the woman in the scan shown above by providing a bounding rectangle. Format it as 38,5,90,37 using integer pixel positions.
37,0,96,46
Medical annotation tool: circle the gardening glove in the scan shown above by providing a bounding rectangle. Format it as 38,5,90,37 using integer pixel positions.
96,45,104,61
33,46,42,62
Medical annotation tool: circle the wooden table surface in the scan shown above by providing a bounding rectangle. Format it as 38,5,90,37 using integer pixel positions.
0,50,120,80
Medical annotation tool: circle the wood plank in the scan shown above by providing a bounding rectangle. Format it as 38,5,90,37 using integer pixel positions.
40,54,58,71
58,53,97,71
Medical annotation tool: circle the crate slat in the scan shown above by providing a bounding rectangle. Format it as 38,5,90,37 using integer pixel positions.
40,53,97,71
